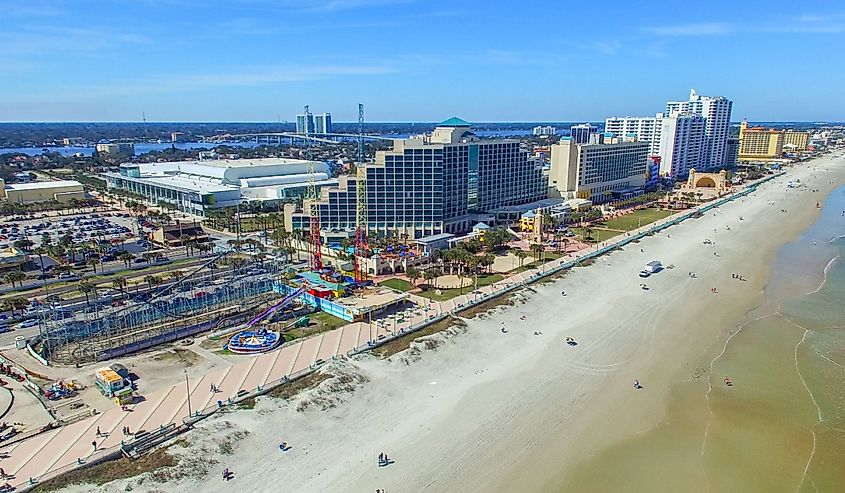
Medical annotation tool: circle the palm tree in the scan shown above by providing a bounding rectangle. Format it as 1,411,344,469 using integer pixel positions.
12,239,34,252
78,280,95,305
515,249,528,269
406,266,421,287
423,267,440,289
481,253,495,273
88,256,100,273
112,276,128,294
117,251,133,267
143,275,159,290
3,270,26,288
3,297,28,316
184,239,196,257
530,243,544,262
581,226,594,243
32,246,48,275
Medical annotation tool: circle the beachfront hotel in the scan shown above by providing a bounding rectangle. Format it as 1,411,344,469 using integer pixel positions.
603,115,664,155
737,120,784,162
548,136,648,203
284,118,548,239
666,89,733,168
606,90,733,173
658,112,706,179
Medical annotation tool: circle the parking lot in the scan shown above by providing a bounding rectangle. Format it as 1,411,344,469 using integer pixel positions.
0,212,148,250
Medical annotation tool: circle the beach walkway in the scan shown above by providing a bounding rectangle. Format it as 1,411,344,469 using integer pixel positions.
0,177,777,490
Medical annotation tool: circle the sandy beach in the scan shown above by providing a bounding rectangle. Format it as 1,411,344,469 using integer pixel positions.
60,156,845,493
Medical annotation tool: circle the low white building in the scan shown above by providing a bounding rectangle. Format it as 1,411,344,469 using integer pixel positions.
103,157,337,216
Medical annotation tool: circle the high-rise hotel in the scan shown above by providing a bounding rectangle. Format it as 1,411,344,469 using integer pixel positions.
285,118,547,238
605,89,733,179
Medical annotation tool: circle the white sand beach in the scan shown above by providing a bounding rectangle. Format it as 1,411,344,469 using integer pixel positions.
61,157,844,493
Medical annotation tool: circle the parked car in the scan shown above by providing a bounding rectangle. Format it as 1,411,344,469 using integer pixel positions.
16,319,39,329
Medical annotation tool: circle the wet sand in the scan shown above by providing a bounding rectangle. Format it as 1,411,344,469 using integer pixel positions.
556,166,845,493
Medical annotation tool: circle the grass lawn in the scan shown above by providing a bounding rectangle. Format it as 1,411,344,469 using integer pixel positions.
378,278,416,292
510,252,564,273
570,227,620,243
417,274,504,301
283,310,347,341
601,208,675,231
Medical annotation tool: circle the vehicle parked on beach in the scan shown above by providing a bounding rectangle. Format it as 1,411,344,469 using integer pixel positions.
639,260,663,277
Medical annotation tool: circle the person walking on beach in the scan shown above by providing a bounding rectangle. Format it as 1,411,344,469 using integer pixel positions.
500,322,507,334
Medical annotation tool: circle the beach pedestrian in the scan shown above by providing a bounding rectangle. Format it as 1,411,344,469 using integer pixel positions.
96,426,101,437
633,379,640,389
92,441,97,452
1,467,5,478
126,426,131,435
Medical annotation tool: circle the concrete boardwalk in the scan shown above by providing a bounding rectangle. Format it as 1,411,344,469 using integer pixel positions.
0,321,424,489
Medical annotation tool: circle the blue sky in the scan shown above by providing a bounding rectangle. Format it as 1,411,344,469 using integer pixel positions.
1,0,844,122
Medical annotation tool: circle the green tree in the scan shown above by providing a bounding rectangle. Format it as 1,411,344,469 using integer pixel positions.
117,251,133,267
423,267,440,289
78,280,95,305
12,238,34,251
112,276,128,293
515,249,528,269
3,297,28,316
87,256,100,273
530,243,544,261
3,270,26,288
406,266,421,286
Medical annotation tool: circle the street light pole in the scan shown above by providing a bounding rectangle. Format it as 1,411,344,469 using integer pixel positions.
184,370,192,418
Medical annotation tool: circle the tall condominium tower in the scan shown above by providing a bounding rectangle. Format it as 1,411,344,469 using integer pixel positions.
665,89,732,168
569,123,599,144
603,114,664,154
313,113,332,134
658,112,706,178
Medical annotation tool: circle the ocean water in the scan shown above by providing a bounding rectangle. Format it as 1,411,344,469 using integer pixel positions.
560,186,845,493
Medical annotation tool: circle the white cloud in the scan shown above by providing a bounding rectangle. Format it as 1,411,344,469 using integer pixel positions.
591,40,621,55
647,17,845,37
647,22,731,36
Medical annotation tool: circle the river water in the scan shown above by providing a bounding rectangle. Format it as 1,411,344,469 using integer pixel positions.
0,130,535,158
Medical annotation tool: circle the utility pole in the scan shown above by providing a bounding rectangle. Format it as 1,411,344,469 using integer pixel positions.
184,369,192,418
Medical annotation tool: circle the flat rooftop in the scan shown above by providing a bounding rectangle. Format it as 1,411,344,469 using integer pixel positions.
121,157,317,169
103,172,236,194
336,288,409,315
5,180,82,190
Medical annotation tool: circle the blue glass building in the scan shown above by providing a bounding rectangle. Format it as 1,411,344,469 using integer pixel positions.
286,118,547,239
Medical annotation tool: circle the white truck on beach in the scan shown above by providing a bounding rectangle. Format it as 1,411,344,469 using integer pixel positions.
639,260,663,277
